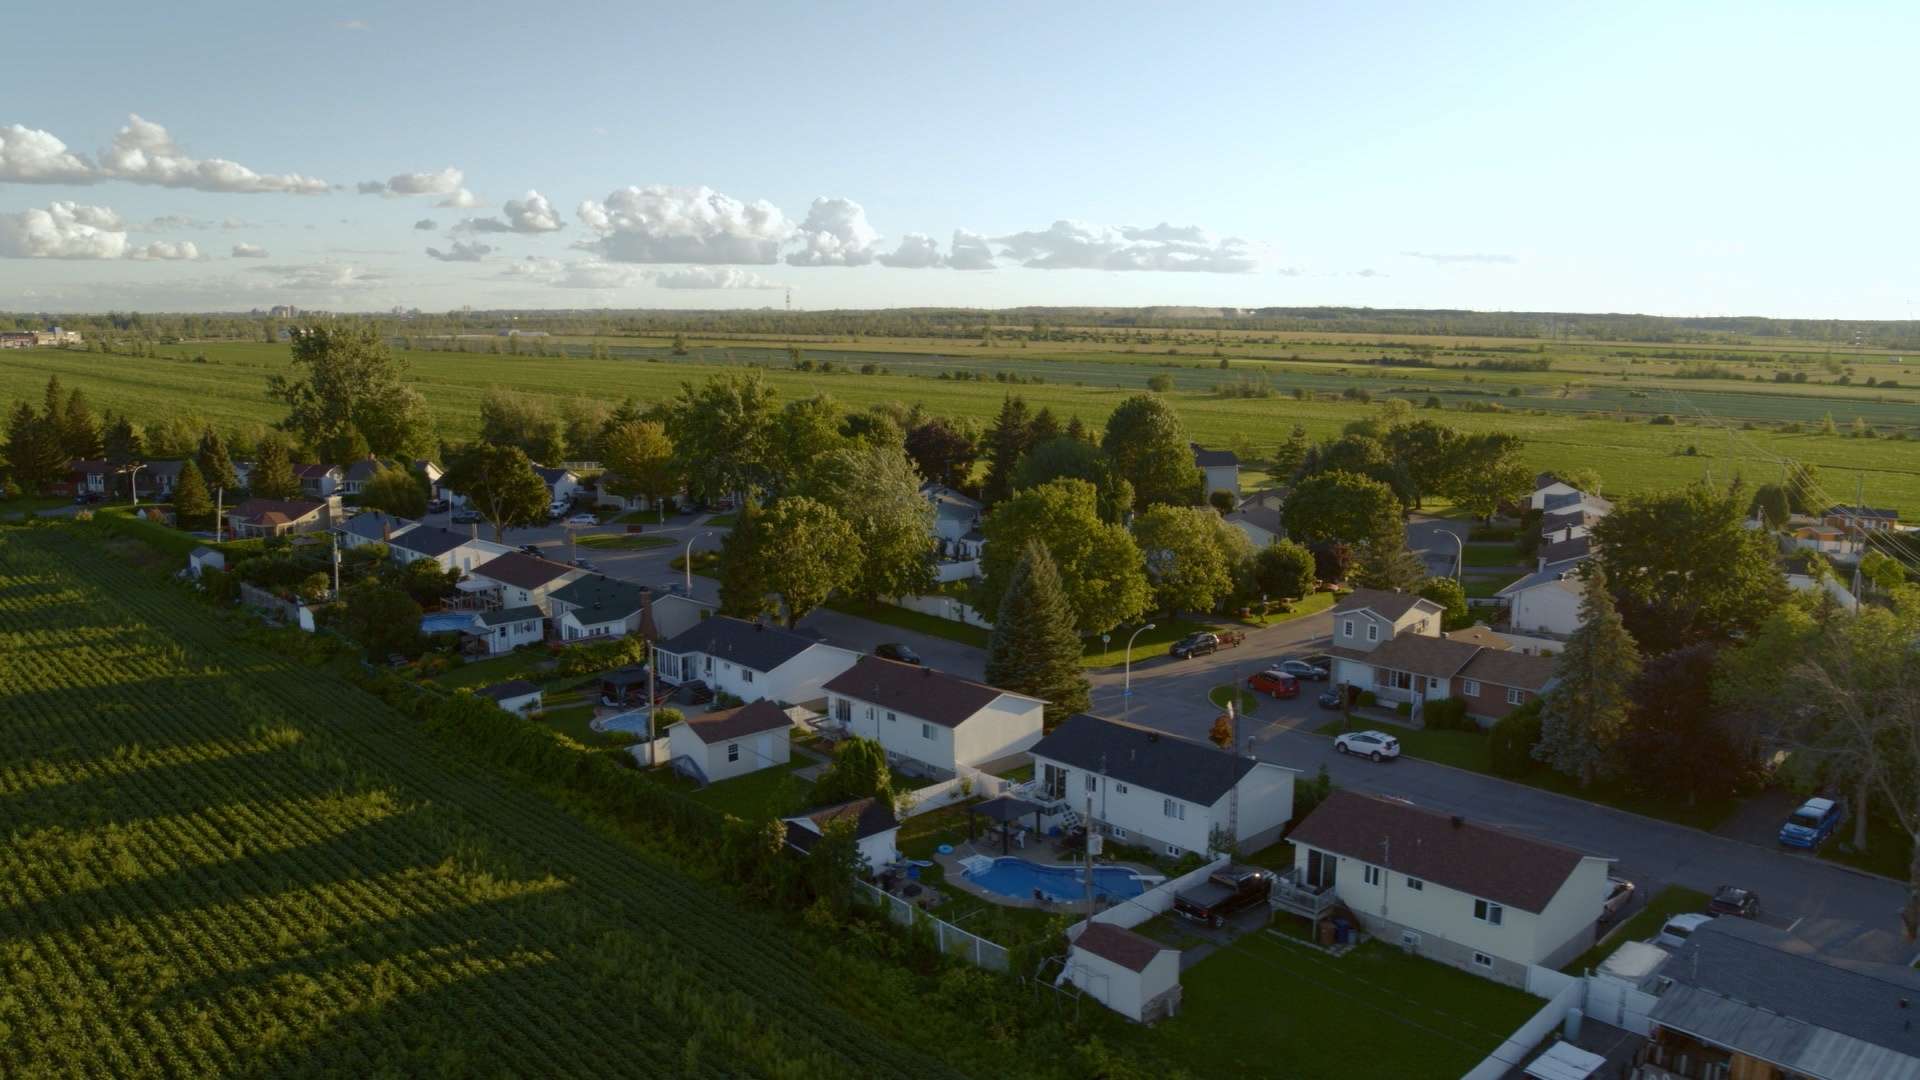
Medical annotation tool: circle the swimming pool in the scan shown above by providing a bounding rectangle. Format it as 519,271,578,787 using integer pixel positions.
962,857,1148,903
420,612,480,634
600,709,653,734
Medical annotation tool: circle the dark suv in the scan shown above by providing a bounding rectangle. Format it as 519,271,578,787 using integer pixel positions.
1169,632,1219,659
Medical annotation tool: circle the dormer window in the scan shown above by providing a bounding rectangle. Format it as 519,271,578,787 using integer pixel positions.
1342,619,1355,638
1366,624,1379,643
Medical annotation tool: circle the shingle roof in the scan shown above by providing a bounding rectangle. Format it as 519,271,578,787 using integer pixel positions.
783,797,898,852
656,615,822,673
1443,625,1510,649
1332,588,1437,622
1826,504,1899,520
823,656,1031,728
473,551,577,591
476,605,544,627
1190,442,1239,468
1495,566,1582,598
1287,791,1589,913
476,679,540,702
1074,923,1169,973
67,458,114,475
231,497,323,525
391,525,471,558
1028,713,1262,805
1331,634,1482,680
342,458,383,483
550,575,650,622
1458,648,1556,692
678,699,792,744
1541,508,1603,534
533,466,575,486
1539,535,1592,566
145,459,185,481
293,463,338,479
337,511,415,542
1534,472,1562,489
920,482,982,513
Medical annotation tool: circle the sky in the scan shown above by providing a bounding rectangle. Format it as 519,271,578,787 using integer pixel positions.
1,0,1916,318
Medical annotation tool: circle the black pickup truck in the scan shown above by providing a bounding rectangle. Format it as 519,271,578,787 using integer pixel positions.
1172,866,1273,928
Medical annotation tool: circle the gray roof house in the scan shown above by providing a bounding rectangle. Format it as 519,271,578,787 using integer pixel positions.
335,510,417,547
653,616,861,707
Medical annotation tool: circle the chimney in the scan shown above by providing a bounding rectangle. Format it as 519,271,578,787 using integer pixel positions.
1450,815,1464,829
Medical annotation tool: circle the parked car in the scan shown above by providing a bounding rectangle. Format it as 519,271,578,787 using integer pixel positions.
566,512,598,527
1246,669,1300,698
1316,689,1346,710
1708,885,1760,919
427,498,450,514
452,508,482,524
572,557,598,572
1779,796,1845,849
1303,653,1334,669
1169,632,1220,659
1652,913,1713,949
659,581,687,596
1601,876,1636,922
1172,866,1273,929
519,543,544,558
676,679,714,706
1276,658,1329,681
875,643,922,665
546,502,569,521
1333,729,1400,761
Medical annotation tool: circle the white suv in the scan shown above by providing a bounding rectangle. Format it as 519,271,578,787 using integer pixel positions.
1333,730,1400,762
1652,913,1712,950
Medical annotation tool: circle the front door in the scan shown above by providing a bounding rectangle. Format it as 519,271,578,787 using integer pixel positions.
1042,763,1067,800
1306,848,1337,890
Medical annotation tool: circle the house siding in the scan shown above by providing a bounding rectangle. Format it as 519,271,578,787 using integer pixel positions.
1450,678,1537,723
476,617,545,655
1067,945,1180,1023
1031,754,1217,855
1229,762,1296,850
669,723,790,783
659,643,860,707
1510,581,1583,637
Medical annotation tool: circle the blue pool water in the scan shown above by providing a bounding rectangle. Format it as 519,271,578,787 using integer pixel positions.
420,612,480,634
963,857,1147,903
600,710,653,733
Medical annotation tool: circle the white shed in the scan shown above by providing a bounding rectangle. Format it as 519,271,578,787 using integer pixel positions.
1067,923,1181,1023
188,546,226,579
666,699,793,784
475,680,542,718
783,798,899,872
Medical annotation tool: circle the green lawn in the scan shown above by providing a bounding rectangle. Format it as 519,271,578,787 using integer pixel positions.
1240,590,1337,627
1561,885,1712,974
1080,618,1220,667
1209,685,1259,715
823,598,990,649
705,512,739,527
991,762,1033,783
659,759,816,820
434,649,552,690
1159,934,1540,1080
573,531,674,550
1464,572,1526,599
1821,815,1911,881
1133,912,1207,951
1461,543,1521,568
538,702,637,749
0,495,77,516
1314,718,1739,831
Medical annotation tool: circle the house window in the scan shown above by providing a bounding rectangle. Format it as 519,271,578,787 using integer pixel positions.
1366,623,1379,642
1115,783,1128,795
1462,679,1481,697
834,699,851,723
887,711,897,723
1363,865,1381,886
703,656,713,675
1162,799,1185,821
1111,827,1128,839
1474,899,1503,926
1415,619,1429,635
1164,844,1181,856
920,722,933,740
741,669,753,684
1472,952,1494,970
1429,677,1441,690
726,743,740,763
1342,619,1355,638
1406,877,1424,891
1506,688,1525,706
1086,774,1098,792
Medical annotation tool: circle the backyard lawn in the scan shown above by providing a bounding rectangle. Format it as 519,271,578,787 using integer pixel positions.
1240,590,1337,627
434,649,552,690
1461,542,1521,568
1159,933,1539,1079
1560,885,1712,975
1463,572,1526,599
655,759,816,820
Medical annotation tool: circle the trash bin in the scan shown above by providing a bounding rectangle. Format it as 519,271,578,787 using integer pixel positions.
906,864,920,880
1333,918,1352,945
1318,921,1336,946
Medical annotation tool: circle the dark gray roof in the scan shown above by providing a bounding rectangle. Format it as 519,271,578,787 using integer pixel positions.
1458,647,1556,692
1028,713,1260,806
1648,917,1920,1078
784,797,897,851
1190,442,1239,468
392,525,471,558
1329,634,1481,680
823,656,1031,728
1074,923,1170,973
473,551,576,590
342,458,383,483
550,575,650,622
476,605,543,627
1539,535,1592,566
1534,472,1562,489
476,679,539,702
337,511,413,542
146,459,186,481
679,700,791,744
533,466,575,486
1826,504,1899,520
1332,588,1437,623
656,615,820,673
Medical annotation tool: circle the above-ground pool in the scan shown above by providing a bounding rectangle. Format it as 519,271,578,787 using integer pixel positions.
963,857,1147,903
599,709,653,734
420,612,481,634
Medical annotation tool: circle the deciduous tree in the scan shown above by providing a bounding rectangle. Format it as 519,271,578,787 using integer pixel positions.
801,442,935,604
903,418,976,489
720,496,860,626
600,420,678,519
1417,577,1471,631
443,443,549,541
1281,470,1400,547
1131,505,1249,614
360,464,428,519
667,371,778,503
1592,482,1787,653
1012,436,1133,522
1252,539,1318,602
977,479,1149,635
267,324,434,458
1101,393,1202,509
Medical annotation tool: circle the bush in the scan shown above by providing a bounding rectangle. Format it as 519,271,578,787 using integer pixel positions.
1356,690,1376,707
1489,700,1544,777
1649,413,1677,425
1395,701,1413,718
1422,697,1475,732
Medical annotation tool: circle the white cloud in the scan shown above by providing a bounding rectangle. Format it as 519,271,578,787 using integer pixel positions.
361,167,465,198
786,196,881,266
576,184,790,264
0,202,129,259
413,218,438,230
221,217,258,230
127,240,203,261
651,267,785,290
995,219,1259,272
356,181,386,194
873,228,997,270
1401,251,1518,265
231,242,269,258
456,190,564,234
135,214,212,232
498,256,653,289
436,188,482,209
501,255,565,279
248,262,386,289
948,229,996,271
338,19,369,30
97,115,331,194
0,124,96,184
425,239,493,262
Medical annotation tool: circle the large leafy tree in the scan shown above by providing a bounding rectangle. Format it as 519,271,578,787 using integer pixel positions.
1592,481,1787,653
811,737,895,807
1251,539,1318,602
1440,433,1532,520
1533,563,1642,787
1417,577,1471,631
170,459,214,530
1131,505,1250,614
666,371,778,503
903,418,976,489
341,580,424,661
1101,393,1202,509
360,464,428,519
1013,436,1134,523
1618,643,1751,806
719,497,861,626
249,433,300,500
600,420,678,519
1381,420,1460,508
981,395,1035,504
478,388,567,463
771,394,846,493
195,428,240,494
800,442,935,604
716,500,774,621
977,478,1149,635
443,443,549,541
985,540,1091,724
267,325,434,458
1281,469,1400,547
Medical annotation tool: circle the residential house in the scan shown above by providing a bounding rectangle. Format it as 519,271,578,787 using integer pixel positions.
1493,567,1585,653
1824,503,1900,533
593,473,673,514
1066,923,1181,1023
64,459,116,497
142,460,185,499
1640,914,1920,1079
548,575,654,641
334,510,417,551
1451,648,1557,722
653,616,859,705
474,679,542,717
388,525,510,574
293,464,343,498
533,466,581,507
1791,522,1857,557
923,482,985,570
227,497,331,538
823,657,1044,778
1541,489,1612,518
1536,534,1592,573
1331,588,1555,721
469,551,584,614
1286,791,1610,987
1527,473,1581,511
414,459,445,498
1328,589,1448,690
666,699,793,784
1191,443,1240,501
0,331,37,348
339,457,386,496
1027,713,1297,859
1224,497,1284,548
462,606,546,655
651,593,713,640
1539,507,1604,545
782,797,899,871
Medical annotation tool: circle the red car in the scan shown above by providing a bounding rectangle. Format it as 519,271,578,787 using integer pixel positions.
1246,669,1300,699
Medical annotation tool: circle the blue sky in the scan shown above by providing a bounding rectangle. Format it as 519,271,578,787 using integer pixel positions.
1,0,1914,316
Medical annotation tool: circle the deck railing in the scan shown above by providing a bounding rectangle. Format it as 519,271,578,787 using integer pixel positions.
1268,869,1337,920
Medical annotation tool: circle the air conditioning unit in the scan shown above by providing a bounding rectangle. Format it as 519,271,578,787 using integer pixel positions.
1399,931,1421,952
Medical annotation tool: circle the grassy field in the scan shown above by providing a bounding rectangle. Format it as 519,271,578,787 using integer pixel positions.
1208,685,1260,715
6,334,1920,509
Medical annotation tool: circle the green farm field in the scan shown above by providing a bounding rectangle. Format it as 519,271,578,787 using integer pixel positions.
4,334,1919,508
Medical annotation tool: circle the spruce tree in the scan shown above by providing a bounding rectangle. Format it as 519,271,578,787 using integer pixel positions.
985,540,1090,725
171,459,214,530
103,414,145,463
1349,520,1427,593
251,434,300,500
1532,562,1642,787
196,428,240,494
715,500,774,621
62,389,102,459
5,401,65,493
981,395,1034,505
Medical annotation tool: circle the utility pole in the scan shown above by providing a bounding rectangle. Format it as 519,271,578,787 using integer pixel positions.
645,638,657,766
215,486,224,541
330,532,341,599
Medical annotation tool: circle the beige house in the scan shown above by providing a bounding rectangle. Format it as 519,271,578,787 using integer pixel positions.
667,700,792,784
1330,589,1555,724
823,657,1044,778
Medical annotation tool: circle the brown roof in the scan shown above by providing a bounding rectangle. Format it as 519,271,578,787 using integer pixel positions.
822,655,1032,728
678,700,792,744
473,551,577,591
1343,633,1482,680
1443,625,1510,650
1542,508,1602,532
1458,649,1557,692
1288,791,1589,913
1332,588,1436,623
783,797,898,852
231,497,323,524
1074,923,1169,973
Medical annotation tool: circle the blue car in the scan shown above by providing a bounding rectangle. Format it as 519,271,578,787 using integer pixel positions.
1779,797,1844,848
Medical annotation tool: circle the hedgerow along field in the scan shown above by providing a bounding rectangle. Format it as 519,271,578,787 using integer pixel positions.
3,334,1920,508
0,523,1136,1080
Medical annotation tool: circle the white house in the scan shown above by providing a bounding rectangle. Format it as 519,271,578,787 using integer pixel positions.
1190,443,1240,501
548,575,653,641
1224,497,1284,548
823,657,1044,778
339,458,385,496
474,679,543,718
533,466,582,507
1286,791,1611,987
922,483,985,576
667,699,792,784
463,605,546,655
1527,473,1581,511
187,546,225,579
1066,923,1181,1023
469,552,584,615
388,525,512,574
1027,713,1297,859
782,797,899,871
334,510,417,551
653,616,861,706
651,594,713,640
1494,568,1585,653
294,463,343,499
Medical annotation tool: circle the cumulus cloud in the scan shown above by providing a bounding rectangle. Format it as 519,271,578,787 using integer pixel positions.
360,167,465,198
134,214,213,232
0,202,129,259
425,239,493,262
97,114,330,194
127,240,203,261
231,242,269,258
785,196,881,266
0,124,97,184
995,220,1258,272
576,184,790,264
248,262,385,289
338,19,369,30
436,188,482,209
1401,251,1518,265
874,229,996,270
651,267,785,290
221,217,259,230
499,256,656,289
948,229,996,271
456,190,564,234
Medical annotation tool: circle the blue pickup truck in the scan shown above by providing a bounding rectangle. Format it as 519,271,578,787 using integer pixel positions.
1779,797,1845,849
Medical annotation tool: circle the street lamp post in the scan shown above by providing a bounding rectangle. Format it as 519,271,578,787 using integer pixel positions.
1122,622,1156,719
126,463,147,507
1441,530,1463,579
683,530,713,595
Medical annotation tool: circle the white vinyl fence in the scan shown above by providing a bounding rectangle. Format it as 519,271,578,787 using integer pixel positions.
1460,966,1586,1080
1069,855,1230,935
899,766,1013,819
895,593,994,629
854,879,1010,972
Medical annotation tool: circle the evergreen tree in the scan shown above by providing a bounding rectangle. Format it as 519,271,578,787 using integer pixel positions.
981,395,1034,504
171,459,214,530
715,500,774,621
1349,520,1428,593
61,388,102,459
1028,406,1062,444
984,540,1091,724
4,401,65,492
1533,563,1642,787
196,428,240,494
251,433,300,499
103,414,145,463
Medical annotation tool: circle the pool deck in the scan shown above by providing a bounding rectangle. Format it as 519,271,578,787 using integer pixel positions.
930,840,1157,917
